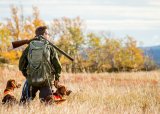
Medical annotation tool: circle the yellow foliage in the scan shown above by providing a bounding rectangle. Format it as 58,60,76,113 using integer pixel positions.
0,50,22,64
60,55,70,65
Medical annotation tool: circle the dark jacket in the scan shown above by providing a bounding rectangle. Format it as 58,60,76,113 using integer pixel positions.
19,36,62,81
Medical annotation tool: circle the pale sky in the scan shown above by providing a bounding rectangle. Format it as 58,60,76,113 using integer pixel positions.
0,0,160,47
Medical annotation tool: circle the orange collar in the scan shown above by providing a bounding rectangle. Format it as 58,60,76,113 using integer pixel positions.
4,89,13,96
53,95,62,101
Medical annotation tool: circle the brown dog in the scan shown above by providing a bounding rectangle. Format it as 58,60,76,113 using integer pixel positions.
45,84,72,104
2,79,21,105
54,84,72,97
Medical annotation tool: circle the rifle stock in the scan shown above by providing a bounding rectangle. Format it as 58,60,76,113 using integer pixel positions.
12,39,74,61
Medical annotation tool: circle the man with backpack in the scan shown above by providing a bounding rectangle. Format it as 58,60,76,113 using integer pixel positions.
19,26,62,103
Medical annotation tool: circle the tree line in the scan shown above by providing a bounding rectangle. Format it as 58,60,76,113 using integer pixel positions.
0,6,157,72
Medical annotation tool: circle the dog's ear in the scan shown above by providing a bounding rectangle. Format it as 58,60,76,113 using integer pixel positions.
11,80,17,88
6,79,15,88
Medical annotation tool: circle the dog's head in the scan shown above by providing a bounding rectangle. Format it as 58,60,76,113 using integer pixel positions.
6,79,21,89
55,85,72,96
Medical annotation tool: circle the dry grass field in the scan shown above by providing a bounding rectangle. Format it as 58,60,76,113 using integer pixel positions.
0,65,160,114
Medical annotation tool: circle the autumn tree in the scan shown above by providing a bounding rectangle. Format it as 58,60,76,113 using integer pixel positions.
50,17,85,72
121,36,144,71
0,24,10,52
103,38,123,72
0,6,156,72
0,6,45,64
85,33,103,72
85,34,146,72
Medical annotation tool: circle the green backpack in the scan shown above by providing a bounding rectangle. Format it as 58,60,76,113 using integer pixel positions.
27,39,53,87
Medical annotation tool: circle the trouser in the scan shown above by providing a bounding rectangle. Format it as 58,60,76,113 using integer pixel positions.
20,80,53,104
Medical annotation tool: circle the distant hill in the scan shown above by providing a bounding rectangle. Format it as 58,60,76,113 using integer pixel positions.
141,45,160,66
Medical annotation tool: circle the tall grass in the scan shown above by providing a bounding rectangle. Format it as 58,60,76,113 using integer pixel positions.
0,66,160,114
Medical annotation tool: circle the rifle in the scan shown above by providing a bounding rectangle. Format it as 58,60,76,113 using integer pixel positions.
12,38,74,61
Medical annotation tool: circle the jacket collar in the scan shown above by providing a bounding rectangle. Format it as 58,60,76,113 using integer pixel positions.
34,35,47,42
35,35,45,39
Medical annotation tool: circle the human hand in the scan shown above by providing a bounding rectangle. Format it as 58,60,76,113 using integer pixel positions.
54,80,59,88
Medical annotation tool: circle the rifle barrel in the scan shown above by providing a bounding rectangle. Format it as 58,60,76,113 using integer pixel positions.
12,39,74,61
48,41,74,61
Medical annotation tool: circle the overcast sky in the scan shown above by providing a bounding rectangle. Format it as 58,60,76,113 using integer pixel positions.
0,0,160,47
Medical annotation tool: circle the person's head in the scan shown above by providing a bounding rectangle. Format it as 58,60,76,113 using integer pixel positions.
35,26,50,40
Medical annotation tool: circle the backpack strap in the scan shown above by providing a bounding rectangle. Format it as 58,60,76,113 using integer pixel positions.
43,50,55,75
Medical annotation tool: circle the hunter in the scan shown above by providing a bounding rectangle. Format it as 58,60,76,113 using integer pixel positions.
19,26,62,103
